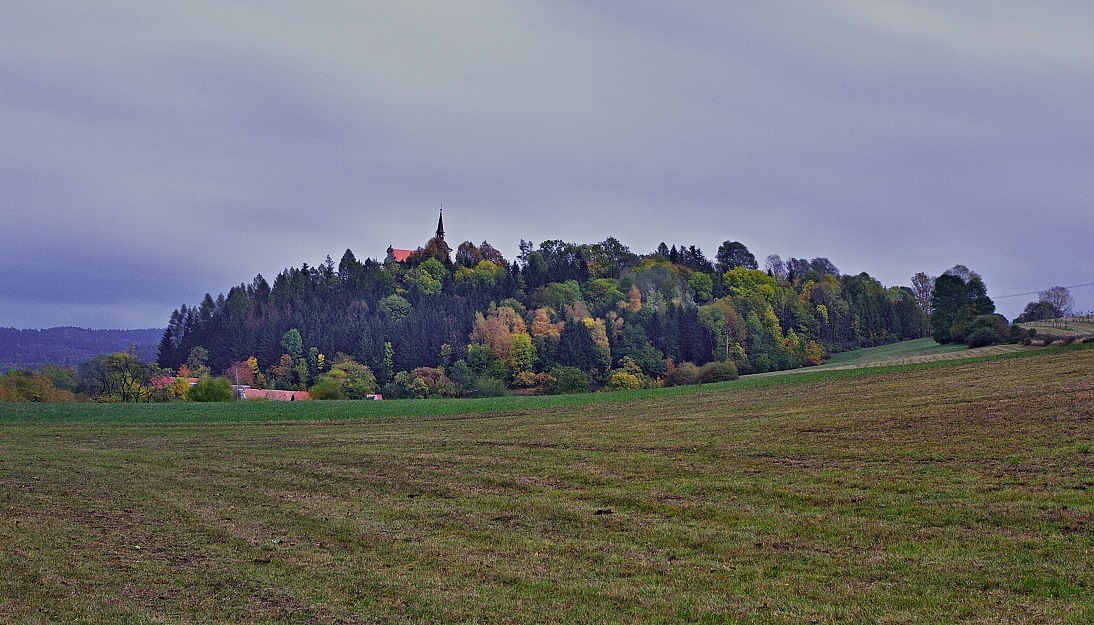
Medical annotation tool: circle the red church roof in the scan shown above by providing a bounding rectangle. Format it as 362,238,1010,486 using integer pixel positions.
386,246,414,263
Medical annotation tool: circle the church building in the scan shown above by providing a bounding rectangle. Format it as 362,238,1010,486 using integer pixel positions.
386,207,450,263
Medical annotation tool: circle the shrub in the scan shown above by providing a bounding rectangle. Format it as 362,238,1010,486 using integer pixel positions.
549,367,590,394
472,377,509,398
698,360,739,384
308,378,346,400
188,376,234,402
965,314,1008,348
664,362,701,387
447,359,475,395
409,367,458,398
805,340,825,366
606,371,642,391
0,371,80,403
405,376,430,399
383,368,458,399
966,327,1000,349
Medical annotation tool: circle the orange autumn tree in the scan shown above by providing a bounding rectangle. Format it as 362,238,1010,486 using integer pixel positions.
469,304,527,364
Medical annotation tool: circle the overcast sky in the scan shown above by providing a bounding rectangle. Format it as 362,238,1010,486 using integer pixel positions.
2,1,1092,329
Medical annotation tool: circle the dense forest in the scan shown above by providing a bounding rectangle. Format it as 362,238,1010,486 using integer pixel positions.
0,327,161,372
155,228,935,398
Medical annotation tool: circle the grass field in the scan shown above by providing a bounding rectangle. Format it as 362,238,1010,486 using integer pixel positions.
1020,317,1094,340
822,337,971,366
808,337,1028,372
2,344,1092,623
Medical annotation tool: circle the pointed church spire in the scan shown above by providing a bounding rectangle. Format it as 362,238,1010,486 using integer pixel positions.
436,204,445,240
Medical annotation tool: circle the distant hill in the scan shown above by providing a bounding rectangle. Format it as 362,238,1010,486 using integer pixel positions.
0,327,164,371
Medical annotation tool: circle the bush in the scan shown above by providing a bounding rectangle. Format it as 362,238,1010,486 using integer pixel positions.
472,377,509,398
606,371,642,391
664,362,701,387
308,378,346,400
0,371,80,402
447,359,475,395
409,367,458,398
698,361,739,384
382,368,458,399
965,314,1008,348
965,327,999,348
188,376,234,402
549,367,590,394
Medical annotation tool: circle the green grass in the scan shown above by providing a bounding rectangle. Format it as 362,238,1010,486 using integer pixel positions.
0,341,1076,426
1020,317,1094,339
2,343,1093,623
822,337,969,366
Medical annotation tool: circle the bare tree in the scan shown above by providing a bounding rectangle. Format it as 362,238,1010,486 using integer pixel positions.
945,264,972,281
1039,286,1074,318
764,254,788,282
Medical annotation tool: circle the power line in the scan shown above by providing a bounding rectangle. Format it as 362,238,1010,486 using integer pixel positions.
994,282,1094,299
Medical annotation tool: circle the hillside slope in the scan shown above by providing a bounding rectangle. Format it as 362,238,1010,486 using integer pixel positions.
0,326,162,371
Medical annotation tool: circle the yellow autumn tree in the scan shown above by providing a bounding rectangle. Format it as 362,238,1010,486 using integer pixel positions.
582,317,611,362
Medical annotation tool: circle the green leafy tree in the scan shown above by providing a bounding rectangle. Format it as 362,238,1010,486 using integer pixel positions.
466,343,507,381
930,274,968,344
37,364,80,394
308,377,345,400
965,314,1009,348
408,258,448,296
688,272,714,304
80,350,156,402
378,295,412,323
507,333,536,381
327,357,377,398
447,359,475,396
582,278,627,316
931,270,995,344
716,241,758,272
379,341,394,384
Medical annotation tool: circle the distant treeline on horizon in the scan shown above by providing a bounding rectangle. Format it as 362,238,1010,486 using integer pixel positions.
0,327,162,372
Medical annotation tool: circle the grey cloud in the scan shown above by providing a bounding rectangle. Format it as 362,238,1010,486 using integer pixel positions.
2,1,1093,328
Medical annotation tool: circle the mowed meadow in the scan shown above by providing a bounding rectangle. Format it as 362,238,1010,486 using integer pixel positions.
2,346,1092,624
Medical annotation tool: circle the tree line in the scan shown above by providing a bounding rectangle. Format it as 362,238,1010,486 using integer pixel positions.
0,327,160,372
5,235,1075,403
152,234,932,399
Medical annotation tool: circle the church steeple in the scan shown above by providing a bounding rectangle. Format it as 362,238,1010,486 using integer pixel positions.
436,205,445,240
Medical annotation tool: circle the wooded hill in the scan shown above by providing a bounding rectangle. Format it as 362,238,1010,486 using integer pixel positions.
0,327,161,372
157,233,930,396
